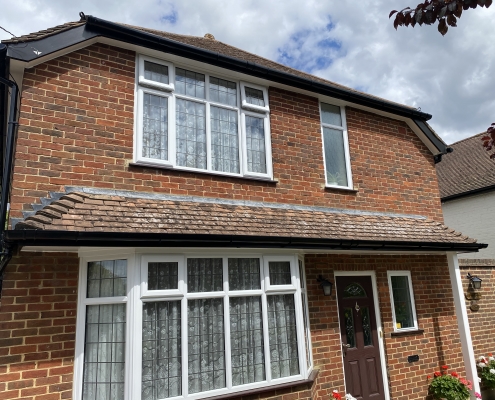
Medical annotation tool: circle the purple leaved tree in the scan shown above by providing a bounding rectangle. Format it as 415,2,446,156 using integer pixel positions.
482,123,495,160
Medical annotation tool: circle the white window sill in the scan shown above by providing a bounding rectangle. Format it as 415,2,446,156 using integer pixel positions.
129,162,278,183
324,184,358,192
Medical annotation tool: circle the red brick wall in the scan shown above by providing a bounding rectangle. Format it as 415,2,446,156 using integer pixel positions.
459,263,495,359
0,252,79,400
11,43,444,223
305,254,465,400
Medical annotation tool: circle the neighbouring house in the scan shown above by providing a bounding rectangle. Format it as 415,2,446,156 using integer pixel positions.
436,132,495,357
0,13,487,400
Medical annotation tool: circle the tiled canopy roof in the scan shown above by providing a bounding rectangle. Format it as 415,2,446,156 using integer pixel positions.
13,192,477,246
436,132,495,199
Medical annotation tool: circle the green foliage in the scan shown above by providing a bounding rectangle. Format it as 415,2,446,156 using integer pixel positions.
478,354,495,389
428,367,471,400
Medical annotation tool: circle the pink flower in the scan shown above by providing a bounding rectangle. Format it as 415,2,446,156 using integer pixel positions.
475,392,482,399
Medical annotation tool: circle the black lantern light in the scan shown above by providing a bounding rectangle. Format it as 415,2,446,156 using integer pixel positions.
467,273,482,290
317,275,333,296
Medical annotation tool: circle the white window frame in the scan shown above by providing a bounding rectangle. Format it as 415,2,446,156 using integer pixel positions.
135,55,273,180
74,251,312,400
319,101,353,190
387,270,418,332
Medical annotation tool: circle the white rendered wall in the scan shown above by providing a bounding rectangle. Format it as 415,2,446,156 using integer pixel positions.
442,191,495,259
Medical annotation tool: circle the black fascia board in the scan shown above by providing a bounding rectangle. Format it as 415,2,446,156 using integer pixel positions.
441,184,495,203
0,43,8,174
414,119,447,154
4,230,487,252
5,17,435,125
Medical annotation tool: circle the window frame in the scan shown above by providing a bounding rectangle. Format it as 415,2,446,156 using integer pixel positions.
74,251,312,400
387,270,419,332
318,101,353,190
135,55,273,180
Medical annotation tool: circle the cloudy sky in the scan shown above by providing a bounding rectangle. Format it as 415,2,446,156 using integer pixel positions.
1,0,494,145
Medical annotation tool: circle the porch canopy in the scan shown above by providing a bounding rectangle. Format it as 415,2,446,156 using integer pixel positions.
5,188,487,252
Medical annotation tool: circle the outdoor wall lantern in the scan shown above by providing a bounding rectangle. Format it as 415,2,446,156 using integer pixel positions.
467,273,482,290
317,275,333,296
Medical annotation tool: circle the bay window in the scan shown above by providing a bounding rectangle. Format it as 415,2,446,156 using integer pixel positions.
135,55,273,180
74,252,312,400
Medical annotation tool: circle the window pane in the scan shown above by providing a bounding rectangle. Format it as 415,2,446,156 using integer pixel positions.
175,68,205,99
144,61,169,85
87,260,127,298
323,127,348,187
267,295,299,379
176,99,206,169
228,258,260,290
298,260,304,289
188,298,226,393
142,94,168,161
343,307,356,348
187,258,223,292
83,304,126,400
148,262,178,291
301,295,311,369
244,87,265,107
321,103,342,126
210,77,237,106
361,307,373,346
245,116,267,174
391,275,414,329
230,297,265,386
211,106,239,174
142,301,181,400
269,261,291,285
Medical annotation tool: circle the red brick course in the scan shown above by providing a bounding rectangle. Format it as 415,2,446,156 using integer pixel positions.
10,43,444,224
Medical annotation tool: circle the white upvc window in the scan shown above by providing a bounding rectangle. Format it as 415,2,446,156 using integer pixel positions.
74,252,312,400
319,102,353,189
135,55,273,180
387,271,418,332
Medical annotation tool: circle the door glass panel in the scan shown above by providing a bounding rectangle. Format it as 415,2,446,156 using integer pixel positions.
343,307,356,348
361,306,373,346
343,283,366,298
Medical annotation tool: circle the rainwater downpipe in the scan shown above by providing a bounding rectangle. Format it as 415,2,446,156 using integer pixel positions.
0,53,19,294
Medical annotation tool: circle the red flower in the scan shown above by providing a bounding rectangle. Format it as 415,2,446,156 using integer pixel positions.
451,371,458,377
442,365,449,370
332,392,342,400
489,353,493,357
434,371,441,377
427,375,432,379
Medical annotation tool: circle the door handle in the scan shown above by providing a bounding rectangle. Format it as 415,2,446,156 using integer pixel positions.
342,342,350,357
342,343,351,348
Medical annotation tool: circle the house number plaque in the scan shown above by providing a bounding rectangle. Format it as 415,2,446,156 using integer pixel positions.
407,355,420,363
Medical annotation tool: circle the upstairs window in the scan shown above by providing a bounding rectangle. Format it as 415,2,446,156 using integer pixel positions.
319,102,353,189
136,55,272,180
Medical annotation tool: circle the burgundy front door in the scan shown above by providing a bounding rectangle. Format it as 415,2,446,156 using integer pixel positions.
336,276,385,400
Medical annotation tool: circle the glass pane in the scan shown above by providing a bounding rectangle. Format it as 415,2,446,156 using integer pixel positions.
142,93,169,161
144,61,169,85
228,258,260,291
302,295,311,369
82,304,126,400
148,262,178,291
142,301,181,400
391,275,414,329
267,294,299,379
343,283,366,298
176,99,206,169
230,297,265,386
188,298,226,393
210,77,237,106
343,307,356,348
244,87,265,107
210,106,239,174
269,261,291,285
321,103,342,126
187,258,223,292
323,127,348,187
87,260,127,298
245,115,266,174
361,307,373,346
298,260,304,289
175,68,205,99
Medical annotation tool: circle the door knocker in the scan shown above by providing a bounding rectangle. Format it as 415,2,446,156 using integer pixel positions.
355,302,360,313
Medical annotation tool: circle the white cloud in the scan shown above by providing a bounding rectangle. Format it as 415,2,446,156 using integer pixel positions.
1,0,494,144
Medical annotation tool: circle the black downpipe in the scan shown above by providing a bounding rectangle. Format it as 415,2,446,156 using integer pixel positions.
0,72,19,296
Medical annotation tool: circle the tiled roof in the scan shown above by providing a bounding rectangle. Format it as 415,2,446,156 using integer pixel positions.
436,132,495,199
1,17,419,114
13,192,477,245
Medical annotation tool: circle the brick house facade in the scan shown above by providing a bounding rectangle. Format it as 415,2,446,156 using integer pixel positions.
0,15,486,400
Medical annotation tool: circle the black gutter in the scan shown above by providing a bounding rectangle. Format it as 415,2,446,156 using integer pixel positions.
4,230,487,252
0,74,19,295
441,184,495,203
0,43,7,190
83,16,435,124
